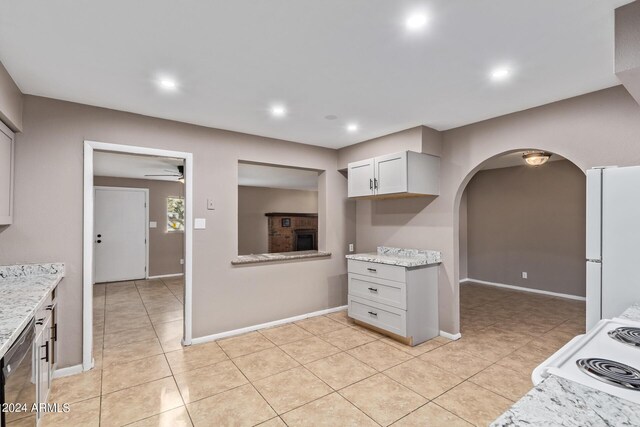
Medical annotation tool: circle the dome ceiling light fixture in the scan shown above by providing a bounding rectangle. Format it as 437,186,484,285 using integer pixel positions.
523,151,552,166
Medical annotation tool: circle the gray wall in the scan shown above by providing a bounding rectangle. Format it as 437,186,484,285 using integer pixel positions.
238,186,318,255
343,85,640,335
465,161,586,297
0,61,23,131
1,95,349,368
94,176,185,277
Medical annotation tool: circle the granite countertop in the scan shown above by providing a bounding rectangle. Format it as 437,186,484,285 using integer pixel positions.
0,263,65,359
232,250,331,265
491,375,640,427
346,246,442,267
618,302,640,322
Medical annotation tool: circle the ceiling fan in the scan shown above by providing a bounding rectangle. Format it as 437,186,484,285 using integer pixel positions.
145,165,184,182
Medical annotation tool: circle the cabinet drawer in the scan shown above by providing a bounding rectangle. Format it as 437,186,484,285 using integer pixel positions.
348,296,406,337
348,274,406,310
348,260,406,283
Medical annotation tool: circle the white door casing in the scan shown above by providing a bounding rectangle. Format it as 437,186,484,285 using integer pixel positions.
94,187,148,283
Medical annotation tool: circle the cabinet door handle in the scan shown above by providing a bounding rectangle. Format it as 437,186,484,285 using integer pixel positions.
35,318,44,326
367,268,377,273
369,178,373,190
367,287,378,293
45,305,53,311
41,341,49,362
367,311,378,317
51,324,57,342
374,178,378,189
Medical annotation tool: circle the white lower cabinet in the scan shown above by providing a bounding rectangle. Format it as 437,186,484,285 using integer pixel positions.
34,287,57,426
347,260,439,346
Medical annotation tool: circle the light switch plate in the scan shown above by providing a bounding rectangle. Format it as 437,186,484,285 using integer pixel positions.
194,218,206,229
149,221,157,229
348,243,354,252
207,199,215,210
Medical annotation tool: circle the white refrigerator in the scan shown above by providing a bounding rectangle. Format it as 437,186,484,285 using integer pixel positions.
586,166,640,330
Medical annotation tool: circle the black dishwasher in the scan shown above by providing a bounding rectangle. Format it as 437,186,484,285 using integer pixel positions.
1,319,36,427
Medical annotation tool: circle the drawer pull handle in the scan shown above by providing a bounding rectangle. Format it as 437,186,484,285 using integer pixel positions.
367,287,378,293
367,311,378,317
367,268,377,273
35,318,44,326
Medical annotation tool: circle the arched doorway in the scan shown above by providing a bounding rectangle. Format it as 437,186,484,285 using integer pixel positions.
453,149,586,337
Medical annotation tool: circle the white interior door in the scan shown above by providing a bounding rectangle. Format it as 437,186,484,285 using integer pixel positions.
94,187,148,283
601,166,640,319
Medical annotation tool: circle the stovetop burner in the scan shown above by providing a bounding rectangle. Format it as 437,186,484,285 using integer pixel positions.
609,327,640,347
576,358,640,390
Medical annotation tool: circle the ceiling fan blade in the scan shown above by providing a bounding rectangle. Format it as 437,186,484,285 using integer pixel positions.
144,174,181,177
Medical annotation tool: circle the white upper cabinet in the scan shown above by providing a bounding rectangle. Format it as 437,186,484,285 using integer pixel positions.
0,121,14,225
347,151,439,199
347,158,375,198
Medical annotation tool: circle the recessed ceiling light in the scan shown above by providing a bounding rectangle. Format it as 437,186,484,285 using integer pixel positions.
406,13,428,31
157,77,178,91
346,123,359,133
490,67,511,81
270,105,287,117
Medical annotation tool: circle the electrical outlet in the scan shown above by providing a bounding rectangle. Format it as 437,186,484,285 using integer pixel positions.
522,272,528,279
348,243,354,252
180,259,184,265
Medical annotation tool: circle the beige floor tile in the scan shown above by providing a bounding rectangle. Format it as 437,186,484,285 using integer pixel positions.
392,403,472,426
295,316,347,335
320,327,376,350
149,309,184,325
6,415,36,427
280,336,341,364
340,374,427,426
434,381,513,427
103,325,158,349
347,340,413,371
100,377,183,427
381,336,446,357
165,341,228,374
154,319,183,342
187,384,275,427
144,301,184,315
257,417,287,426
102,354,172,394
128,406,193,427
101,337,163,367
469,364,534,402
305,352,376,390
325,310,356,326
217,331,275,358
40,396,100,427
384,358,465,399
234,347,299,382
47,369,102,405
259,323,313,346
104,313,152,334
282,392,377,426
174,360,248,403
253,366,332,414
350,323,387,339
419,345,493,379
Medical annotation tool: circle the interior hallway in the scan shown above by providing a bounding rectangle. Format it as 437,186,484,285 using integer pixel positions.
39,280,584,427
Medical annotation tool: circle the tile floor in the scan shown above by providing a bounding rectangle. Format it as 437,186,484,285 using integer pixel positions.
40,280,585,427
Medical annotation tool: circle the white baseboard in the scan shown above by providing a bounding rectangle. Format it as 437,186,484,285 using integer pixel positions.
52,364,84,379
191,305,348,345
439,331,462,340
460,278,586,301
147,273,184,279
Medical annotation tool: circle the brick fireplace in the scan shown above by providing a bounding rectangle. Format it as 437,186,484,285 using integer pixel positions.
266,212,318,253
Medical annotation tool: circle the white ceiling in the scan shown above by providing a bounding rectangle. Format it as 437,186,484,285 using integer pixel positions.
94,152,183,181
238,163,319,191
0,0,632,149
480,151,565,170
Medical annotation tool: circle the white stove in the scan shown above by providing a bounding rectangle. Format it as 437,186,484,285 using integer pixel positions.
532,317,640,404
